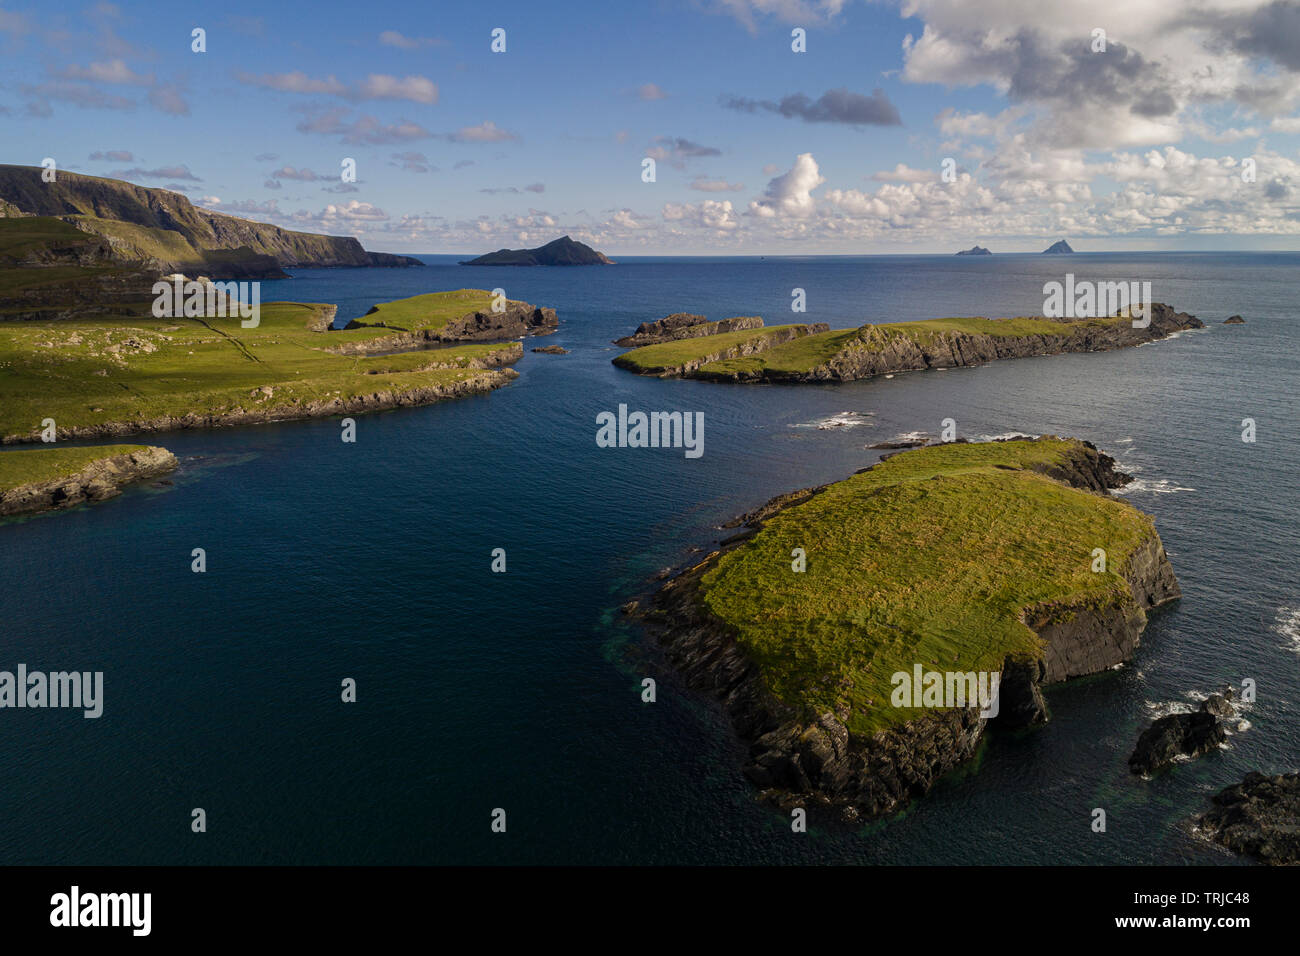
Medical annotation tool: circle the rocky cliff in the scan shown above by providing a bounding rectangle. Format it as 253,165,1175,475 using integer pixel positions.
613,313,765,347
0,165,423,277
641,439,1181,822
693,303,1202,383
0,446,176,517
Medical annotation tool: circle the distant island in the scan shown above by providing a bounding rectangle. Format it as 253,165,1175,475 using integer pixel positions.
955,245,992,256
460,235,614,266
1042,239,1075,254
0,165,422,280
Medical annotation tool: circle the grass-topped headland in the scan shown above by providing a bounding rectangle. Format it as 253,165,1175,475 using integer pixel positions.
0,289,555,443
0,444,176,518
648,437,1181,818
614,304,1204,382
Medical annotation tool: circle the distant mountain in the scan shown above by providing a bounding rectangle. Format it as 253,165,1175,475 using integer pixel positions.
460,235,614,266
0,165,423,278
1042,239,1075,254
955,245,992,256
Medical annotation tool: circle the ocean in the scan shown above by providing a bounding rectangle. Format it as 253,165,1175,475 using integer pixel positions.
1,252,1295,864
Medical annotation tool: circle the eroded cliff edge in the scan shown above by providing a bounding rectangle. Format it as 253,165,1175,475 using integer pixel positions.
637,438,1181,822
0,445,176,517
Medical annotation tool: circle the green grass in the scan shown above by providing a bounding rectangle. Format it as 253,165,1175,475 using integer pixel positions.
696,439,1154,736
618,313,1134,379
612,325,812,373
348,288,517,332
0,444,155,489
0,292,520,441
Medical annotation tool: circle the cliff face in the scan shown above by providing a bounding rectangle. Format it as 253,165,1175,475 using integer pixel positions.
0,165,423,276
726,303,1203,383
0,446,176,517
613,314,765,348
614,323,831,376
645,440,1181,822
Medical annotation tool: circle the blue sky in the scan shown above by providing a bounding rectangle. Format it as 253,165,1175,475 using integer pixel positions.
3,0,1300,254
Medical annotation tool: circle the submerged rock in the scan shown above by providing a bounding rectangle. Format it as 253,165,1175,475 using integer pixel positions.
1224,315,1245,324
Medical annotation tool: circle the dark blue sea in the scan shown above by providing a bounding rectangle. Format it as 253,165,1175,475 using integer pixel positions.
2,252,1296,864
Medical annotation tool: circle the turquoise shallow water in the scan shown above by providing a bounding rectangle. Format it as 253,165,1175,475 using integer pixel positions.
0,252,1295,864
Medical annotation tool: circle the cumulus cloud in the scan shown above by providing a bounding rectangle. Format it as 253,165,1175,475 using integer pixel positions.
749,153,825,218
900,0,1300,150
110,165,202,181
443,121,517,143
391,151,435,173
238,71,438,104
663,199,740,231
297,107,431,145
722,87,902,126
61,58,153,85
636,83,667,100
89,149,133,161
379,30,445,50
691,175,745,192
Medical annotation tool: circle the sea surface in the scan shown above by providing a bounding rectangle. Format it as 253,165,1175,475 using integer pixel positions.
1,252,1296,865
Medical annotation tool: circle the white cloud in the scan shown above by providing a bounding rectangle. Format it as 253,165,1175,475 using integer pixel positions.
749,153,825,218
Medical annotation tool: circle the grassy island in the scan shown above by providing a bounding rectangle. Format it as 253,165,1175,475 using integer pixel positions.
615,306,1202,382
684,439,1163,736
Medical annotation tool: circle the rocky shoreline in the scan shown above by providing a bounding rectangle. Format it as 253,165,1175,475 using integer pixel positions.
4,365,520,444
613,313,765,348
333,302,557,354
692,302,1204,383
1196,772,1300,865
638,439,1181,822
0,446,176,517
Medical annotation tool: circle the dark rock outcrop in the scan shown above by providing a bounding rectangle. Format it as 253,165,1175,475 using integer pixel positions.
532,345,568,354
956,245,992,256
1042,239,1075,254
614,314,765,347
460,235,613,266
1197,771,1300,865
1224,315,1245,324
0,446,176,517
1129,711,1226,775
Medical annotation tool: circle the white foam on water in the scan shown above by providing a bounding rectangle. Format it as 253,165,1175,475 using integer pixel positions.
789,410,875,430
1114,477,1196,495
1275,607,1300,654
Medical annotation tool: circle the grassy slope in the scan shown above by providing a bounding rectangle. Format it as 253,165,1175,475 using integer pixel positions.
612,325,810,373
697,440,1153,736
619,313,1132,378
0,292,517,441
348,288,510,330
0,444,156,489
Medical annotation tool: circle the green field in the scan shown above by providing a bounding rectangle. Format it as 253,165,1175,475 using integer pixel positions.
695,439,1154,735
0,293,520,442
0,443,157,489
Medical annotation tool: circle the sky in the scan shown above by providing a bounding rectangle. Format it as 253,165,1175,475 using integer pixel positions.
2,0,1300,255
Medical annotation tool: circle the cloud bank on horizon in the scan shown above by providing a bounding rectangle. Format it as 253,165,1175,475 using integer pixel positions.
2,0,1299,254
